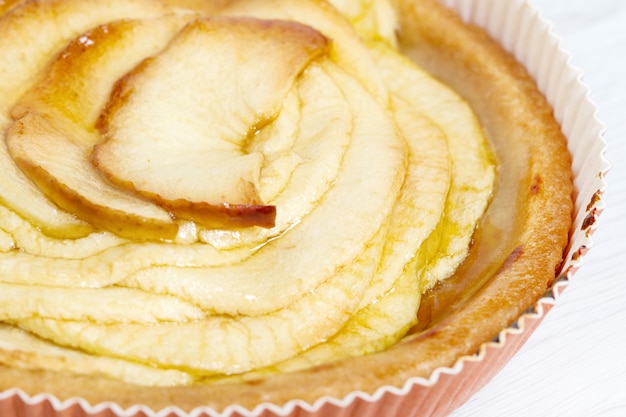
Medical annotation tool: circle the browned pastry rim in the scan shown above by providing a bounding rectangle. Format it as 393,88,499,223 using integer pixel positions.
0,0,573,413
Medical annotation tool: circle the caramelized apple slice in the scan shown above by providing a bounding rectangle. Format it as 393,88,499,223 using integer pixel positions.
0,0,23,16
122,66,406,316
7,17,191,241
94,17,330,229
0,0,169,239
14,101,447,375
199,60,354,249
219,0,389,104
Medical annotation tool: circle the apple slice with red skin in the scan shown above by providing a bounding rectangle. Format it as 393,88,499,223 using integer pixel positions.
93,17,331,230
0,0,170,239
6,17,190,241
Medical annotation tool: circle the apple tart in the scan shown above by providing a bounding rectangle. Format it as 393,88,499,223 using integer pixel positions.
0,0,575,414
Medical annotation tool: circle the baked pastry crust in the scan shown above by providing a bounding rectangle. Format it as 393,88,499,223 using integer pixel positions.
0,0,573,413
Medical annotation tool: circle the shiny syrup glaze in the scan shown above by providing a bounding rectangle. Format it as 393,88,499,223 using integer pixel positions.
411,138,533,334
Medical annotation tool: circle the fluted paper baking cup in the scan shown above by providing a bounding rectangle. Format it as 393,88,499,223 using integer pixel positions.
0,0,609,416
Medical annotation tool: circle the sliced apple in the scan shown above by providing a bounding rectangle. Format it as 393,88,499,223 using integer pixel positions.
0,324,194,386
0,0,23,16
226,112,452,379
8,113,179,241
0,283,204,324
369,41,496,291
14,99,450,375
16,224,386,374
218,0,389,105
326,0,399,46
0,233,256,289
121,65,406,316
0,227,13,252
93,17,331,230
0,68,366,286
231,257,422,381
6,17,195,241
0,0,168,108
12,203,389,378
0,0,169,239
161,0,231,15
200,60,354,249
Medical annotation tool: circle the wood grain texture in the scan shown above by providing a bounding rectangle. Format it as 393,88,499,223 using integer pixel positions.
450,1,626,416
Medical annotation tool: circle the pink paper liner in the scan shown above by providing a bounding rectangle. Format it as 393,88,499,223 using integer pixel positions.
0,0,609,415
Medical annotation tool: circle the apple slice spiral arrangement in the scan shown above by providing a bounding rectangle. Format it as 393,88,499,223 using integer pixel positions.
0,0,496,385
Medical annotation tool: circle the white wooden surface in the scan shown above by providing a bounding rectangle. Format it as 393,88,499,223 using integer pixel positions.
450,0,626,416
